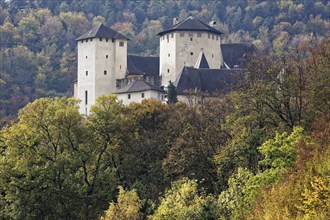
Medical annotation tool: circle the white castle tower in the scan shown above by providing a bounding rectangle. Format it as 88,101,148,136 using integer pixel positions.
158,16,224,86
75,24,128,114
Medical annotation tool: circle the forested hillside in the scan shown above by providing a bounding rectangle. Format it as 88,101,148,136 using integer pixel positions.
0,43,329,219
0,0,330,219
0,0,329,119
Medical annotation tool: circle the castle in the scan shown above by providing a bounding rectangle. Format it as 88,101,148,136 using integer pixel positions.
74,16,256,114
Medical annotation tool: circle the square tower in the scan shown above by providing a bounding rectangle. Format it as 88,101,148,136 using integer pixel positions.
158,17,224,86
76,24,128,114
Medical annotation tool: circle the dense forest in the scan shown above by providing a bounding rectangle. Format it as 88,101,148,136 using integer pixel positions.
0,0,330,219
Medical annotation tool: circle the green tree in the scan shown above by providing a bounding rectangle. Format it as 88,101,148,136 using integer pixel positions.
0,97,118,219
150,178,218,220
101,186,142,220
167,81,177,104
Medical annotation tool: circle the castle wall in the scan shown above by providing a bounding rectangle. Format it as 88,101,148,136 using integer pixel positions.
77,37,127,114
160,31,223,86
77,39,96,114
117,90,165,105
114,39,127,80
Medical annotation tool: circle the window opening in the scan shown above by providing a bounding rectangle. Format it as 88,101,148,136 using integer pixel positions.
86,71,88,76
119,42,124,47
104,70,107,75
85,91,88,105
141,93,145,98
128,94,131,99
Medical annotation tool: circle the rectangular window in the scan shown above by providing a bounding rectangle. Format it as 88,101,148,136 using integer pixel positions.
86,71,88,76
119,42,124,47
90,38,93,42
171,33,174,38
100,38,102,41
128,94,131,99
141,93,144,98
81,40,84,43
106,55,108,58
216,36,219,40
190,37,193,41
167,69,170,73
190,52,193,55
86,56,88,59
168,53,170,57
104,70,107,75
85,91,88,105
180,33,184,37
106,38,108,42
197,33,202,37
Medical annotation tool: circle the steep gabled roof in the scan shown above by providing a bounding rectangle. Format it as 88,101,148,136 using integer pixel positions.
194,50,210,68
76,23,129,41
127,55,159,77
114,79,165,94
175,67,244,94
158,16,223,36
221,43,257,69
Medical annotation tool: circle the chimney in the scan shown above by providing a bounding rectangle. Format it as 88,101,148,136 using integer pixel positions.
209,21,216,27
173,17,179,25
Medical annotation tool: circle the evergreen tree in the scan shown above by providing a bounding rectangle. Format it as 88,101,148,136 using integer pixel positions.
167,81,177,104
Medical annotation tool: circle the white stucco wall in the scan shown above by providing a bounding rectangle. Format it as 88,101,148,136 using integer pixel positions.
117,90,166,105
77,37,127,114
160,31,223,86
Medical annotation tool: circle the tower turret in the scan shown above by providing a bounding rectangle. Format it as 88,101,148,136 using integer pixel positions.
76,24,128,114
